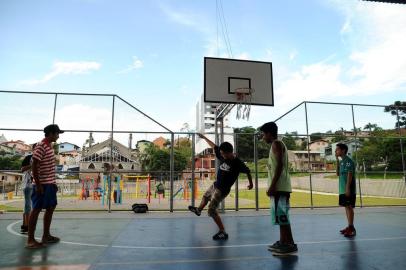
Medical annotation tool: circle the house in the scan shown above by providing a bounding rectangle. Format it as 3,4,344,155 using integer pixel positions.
1,140,32,155
0,144,16,156
309,139,329,155
288,150,325,171
79,138,140,179
153,137,167,149
0,172,23,193
0,134,7,144
324,139,360,161
136,140,153,153
58,142,80,153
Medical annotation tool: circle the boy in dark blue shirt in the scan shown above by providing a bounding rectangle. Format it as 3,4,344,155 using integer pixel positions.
189,133,253,240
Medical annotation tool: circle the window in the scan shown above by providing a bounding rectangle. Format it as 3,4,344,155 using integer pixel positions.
88,163,95,169
60,145,64,149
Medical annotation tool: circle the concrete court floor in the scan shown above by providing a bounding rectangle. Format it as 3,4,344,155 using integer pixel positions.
0,207,405,270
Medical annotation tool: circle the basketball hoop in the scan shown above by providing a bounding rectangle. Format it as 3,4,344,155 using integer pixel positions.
234,87,254,120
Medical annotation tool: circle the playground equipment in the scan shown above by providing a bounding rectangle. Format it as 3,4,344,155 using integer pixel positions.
173,178,199,200
123,175,151,203
78,175,102,200
101,174,123,205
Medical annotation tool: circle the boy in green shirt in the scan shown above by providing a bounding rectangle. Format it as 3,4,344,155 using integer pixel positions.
336,143,356,237
260,122,297,256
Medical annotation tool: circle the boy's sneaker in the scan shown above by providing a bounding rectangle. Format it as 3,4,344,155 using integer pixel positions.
20,225,28,234
343,227,356,238
340,227,349,234
271,243,298,256
188,206,201,216
268,241,281,251
213,231,228,240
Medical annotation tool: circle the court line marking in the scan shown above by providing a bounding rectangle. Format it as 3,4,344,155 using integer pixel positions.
7,220,406,250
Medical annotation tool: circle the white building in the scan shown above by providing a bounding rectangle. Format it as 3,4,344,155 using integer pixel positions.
195,94,234,154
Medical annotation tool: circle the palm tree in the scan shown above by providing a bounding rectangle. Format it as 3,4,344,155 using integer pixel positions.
364,123,378,133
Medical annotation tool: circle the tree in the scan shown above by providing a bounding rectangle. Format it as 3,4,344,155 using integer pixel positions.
364,123,378,132
282,132,298,150
0,155,22,170
234,126,270,161
310,132,323,142
384,101,406,129
140,143,188,175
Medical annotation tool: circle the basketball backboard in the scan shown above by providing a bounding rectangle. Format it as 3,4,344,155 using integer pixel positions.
204,57,274,106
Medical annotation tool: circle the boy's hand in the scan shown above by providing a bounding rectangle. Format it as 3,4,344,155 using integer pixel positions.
266,185,276,197
36,184,44,195
247,182,253,190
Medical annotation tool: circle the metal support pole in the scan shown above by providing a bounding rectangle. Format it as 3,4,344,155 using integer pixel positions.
234,133,239,211
52,94,58,124
191,133,196,206
351,105,363,207
170,132,175,212
220,118,225,212
254,133,259,211
304,102,314,209
108,95,115,213
396,109,406,183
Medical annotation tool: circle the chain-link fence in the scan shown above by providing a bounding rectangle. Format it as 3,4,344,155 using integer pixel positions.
1,91,405,211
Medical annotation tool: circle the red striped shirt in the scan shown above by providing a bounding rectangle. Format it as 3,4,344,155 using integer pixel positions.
33,138,56,184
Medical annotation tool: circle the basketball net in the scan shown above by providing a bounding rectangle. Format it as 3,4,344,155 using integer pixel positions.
235,88,254,120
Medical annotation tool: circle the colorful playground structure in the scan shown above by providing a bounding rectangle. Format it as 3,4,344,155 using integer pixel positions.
76,174,202,205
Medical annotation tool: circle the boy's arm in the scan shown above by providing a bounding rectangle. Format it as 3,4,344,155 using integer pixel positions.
336,157,340,176
246,172,253,190
345,171,353,197
266,141,283,197
197,133,216,148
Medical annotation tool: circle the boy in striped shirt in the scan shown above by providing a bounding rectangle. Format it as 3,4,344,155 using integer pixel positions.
27,124,64,249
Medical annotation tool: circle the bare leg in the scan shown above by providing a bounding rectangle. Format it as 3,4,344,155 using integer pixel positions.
280,225,294,245
42,206,55,241
198,196,208,211
27,208,42,247
212,214,225,232
346,206,354,226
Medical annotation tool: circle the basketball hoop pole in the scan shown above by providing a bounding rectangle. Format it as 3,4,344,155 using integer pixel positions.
215,103,235,213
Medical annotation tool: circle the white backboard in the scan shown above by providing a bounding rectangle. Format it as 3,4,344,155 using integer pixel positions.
204,57,274,106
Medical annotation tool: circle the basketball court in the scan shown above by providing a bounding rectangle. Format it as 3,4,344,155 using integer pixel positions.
1,207,405,270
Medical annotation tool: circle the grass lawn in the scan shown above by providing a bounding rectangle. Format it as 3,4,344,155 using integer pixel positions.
234,188,406,208
325,173,404,180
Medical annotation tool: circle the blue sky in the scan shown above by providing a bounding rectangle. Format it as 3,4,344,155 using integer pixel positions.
1,0,405,145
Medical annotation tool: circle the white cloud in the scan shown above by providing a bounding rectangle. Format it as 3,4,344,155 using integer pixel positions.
235,52,250,60
20,61,101,85
117,56,144,74
289,50,297,61
273,1,406,109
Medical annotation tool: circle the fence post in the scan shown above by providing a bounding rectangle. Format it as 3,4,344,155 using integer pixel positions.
304,102,314,209
170,132,175,212
52,93,58,124
396,108,406,183
254,133,259,211
191,133,196,207
351,105,363,207
108,95,115,213
234,133,239,211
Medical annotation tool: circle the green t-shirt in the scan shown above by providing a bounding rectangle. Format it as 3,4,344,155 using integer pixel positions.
339,155,356,195
268,140,292,193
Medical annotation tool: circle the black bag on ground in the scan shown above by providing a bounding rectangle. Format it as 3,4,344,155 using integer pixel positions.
131,203,148,213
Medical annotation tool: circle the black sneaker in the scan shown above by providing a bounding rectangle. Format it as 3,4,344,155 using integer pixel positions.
271,243,298,256
188,206,201,216
20,225,28,234
213,231,228,240
268,241,281,251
